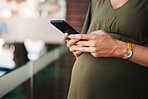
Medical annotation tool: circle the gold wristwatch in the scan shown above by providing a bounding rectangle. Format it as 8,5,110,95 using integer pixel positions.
123,42,133,59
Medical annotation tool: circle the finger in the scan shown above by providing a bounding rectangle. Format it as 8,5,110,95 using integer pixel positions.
73,51,82,57
73,51,82,58
91,52,110,58
63,33,69,40
68,34,97,40
91,52,99,58
76,41,96,47
67,39,79,48
70,46,97,53
90,30,106,35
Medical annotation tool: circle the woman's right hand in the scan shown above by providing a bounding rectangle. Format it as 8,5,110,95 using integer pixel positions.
63,33,82,59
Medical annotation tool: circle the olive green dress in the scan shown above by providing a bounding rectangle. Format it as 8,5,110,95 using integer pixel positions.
67,0,148,99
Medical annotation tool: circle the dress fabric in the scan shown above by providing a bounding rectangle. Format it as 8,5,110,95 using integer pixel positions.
67,0,148,99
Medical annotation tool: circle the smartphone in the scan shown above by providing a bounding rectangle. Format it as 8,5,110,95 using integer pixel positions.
50,20,79,34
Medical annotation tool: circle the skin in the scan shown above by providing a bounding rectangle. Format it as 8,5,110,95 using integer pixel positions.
110,0,128,9
63,0,148,68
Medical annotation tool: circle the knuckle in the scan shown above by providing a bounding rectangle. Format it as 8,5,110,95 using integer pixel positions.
92,53,98,57
78,51,82,54
100,33,106,37
74,51,81,57
92,35,97,40
99,30,104,32
74,52,78,56
92,48,97,52
73,39,79,43
92,41,97,47
90,31,95,34
77,51,81,55
66,40,75,48
70,48,74,52
66,43,70,48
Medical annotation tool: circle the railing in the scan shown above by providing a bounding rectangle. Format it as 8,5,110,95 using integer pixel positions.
0,45,68,98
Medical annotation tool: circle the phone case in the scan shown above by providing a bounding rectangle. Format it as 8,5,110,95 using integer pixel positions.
50,20,79,34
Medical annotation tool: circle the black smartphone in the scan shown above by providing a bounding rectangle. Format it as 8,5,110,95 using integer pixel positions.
50,20,79,34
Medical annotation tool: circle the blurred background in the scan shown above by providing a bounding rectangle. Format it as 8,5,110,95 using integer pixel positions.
0,0,91,99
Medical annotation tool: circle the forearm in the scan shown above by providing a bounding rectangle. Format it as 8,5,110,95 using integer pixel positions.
67,31,148,67
129,44,148,67
115,40,148,68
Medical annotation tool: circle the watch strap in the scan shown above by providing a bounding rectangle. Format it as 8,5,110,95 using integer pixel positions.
127,42,132,50
123,42,132,59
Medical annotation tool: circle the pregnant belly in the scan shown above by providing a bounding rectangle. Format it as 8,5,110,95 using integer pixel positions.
71,53,147,91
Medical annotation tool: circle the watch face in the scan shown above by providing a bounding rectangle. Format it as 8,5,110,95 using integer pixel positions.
123,49,133,59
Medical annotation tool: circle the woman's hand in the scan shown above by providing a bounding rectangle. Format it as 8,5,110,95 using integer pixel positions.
63,30,148,67
68,30,126,58
63,33,83,59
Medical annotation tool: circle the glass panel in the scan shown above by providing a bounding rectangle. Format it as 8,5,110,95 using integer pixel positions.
33,50,70,99
1,79,32,99
0,0,67,98
0,44,67,98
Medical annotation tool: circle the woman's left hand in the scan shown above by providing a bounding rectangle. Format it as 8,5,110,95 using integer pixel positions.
68,30,126,58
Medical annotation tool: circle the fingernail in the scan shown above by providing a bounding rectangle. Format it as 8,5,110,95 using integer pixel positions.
64,33,68,35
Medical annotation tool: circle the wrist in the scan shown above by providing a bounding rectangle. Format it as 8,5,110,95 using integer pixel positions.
113,40,127,58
